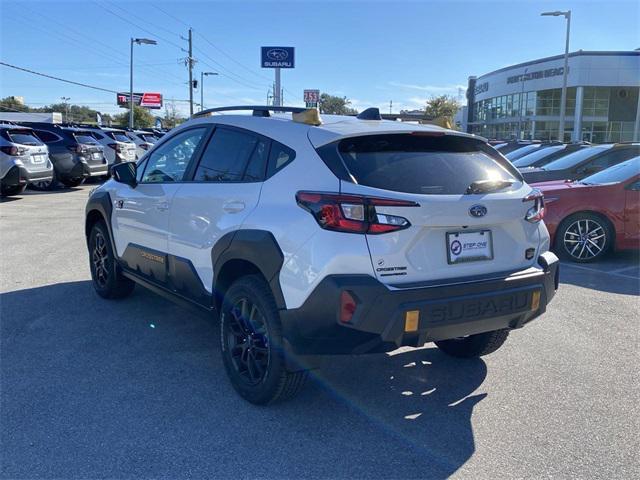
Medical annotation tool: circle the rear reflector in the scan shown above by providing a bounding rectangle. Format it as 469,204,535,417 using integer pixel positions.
340,291,357,323
404,310,420,332
531,291,541,311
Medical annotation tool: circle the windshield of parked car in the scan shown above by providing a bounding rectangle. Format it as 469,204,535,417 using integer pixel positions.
506,144,542,160
512,145,565,167
580,157,640,185
542,146,610,171
333,134,520,195
6,130,44,146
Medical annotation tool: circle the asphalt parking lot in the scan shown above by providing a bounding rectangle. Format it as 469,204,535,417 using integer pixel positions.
1,185,639,479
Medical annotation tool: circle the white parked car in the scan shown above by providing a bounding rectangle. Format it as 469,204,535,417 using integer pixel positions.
85,106,559,404
125,129,158,159
84,127,136,166
0,123,53,196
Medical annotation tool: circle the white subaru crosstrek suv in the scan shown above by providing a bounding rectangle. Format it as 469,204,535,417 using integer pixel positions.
85,106,559,405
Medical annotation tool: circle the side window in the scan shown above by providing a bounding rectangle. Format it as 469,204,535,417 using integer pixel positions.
34,130,60,143
267,141,296,177
136,158,148,182
194,127,257,182
243,138,269,182
141,128,207,183
627,180,640,191
589,149,639,170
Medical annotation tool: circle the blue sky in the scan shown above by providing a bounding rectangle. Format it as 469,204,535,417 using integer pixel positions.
1,0,638,116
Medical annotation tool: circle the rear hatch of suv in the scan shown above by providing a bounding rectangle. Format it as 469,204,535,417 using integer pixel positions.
2,128,50,173
314,132,544,286
108,131,137,162
73,131,106,167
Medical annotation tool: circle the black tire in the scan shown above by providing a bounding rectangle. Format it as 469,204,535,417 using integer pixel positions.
555,212,612,263
435,329,509,358
29,170,58,191
61,177,85,188
88,221,135,299
220,275,307,405
1,183,26,197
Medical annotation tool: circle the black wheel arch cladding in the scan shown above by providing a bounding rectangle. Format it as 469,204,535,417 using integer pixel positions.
85,190,115,251
212,229,287,310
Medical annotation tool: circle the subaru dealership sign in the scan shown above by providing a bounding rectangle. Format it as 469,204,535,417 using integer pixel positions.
261,47,295,68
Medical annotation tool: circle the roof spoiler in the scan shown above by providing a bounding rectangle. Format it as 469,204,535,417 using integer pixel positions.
356,107,382,120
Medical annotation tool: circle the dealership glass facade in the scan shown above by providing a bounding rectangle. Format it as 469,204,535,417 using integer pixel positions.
469,85,639,143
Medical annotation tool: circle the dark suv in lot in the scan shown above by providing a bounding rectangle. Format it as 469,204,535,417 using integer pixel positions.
25,123,109,189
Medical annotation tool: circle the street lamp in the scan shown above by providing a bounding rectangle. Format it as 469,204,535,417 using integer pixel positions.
200,71,218,111
60,96,70,123
541,10,571,142
130,37,157,128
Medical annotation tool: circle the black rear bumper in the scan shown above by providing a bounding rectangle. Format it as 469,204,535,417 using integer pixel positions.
280,252,559,355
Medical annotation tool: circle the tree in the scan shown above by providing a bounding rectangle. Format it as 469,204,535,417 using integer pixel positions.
162,101,186,128
0,96,30,113
424,95,460,120
319,93,358,115
114,105,155,128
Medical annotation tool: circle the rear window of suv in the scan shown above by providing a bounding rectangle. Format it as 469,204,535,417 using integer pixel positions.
73,133,99,145
323,134,519,195
5,130,44,146
109,132,132,143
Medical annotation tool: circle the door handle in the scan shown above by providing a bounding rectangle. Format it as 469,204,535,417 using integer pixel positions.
155,201,170,212
223,200,246,213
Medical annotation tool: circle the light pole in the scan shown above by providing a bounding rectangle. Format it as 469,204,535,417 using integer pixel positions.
200,71,218,111
542,10,571,142
130,37,157,128
60,96,70,123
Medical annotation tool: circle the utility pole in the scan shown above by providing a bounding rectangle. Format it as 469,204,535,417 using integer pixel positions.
389,100,392,115
188,28,194,116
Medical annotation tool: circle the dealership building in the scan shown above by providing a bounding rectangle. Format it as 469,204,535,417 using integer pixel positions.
465,50,640,143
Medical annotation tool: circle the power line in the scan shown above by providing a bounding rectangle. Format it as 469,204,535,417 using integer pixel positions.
0,62,119,93
9,6,186,87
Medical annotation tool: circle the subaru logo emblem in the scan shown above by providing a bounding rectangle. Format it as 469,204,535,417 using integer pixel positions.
469,204,487,218
267,48,288,61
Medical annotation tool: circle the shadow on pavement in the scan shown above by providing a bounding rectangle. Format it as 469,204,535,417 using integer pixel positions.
559,250,639,296
1,280,486,479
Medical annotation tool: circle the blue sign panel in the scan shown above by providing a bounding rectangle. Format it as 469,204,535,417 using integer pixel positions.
261,47,295,69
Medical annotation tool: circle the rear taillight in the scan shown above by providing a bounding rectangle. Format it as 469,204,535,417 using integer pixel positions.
0,146,27,156
107,143,121,151
296,191,418,234
523,189,545,223
140,143,152,150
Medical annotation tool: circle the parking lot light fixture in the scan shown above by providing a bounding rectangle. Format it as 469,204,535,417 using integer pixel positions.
541,10,571,142
130,37,158,128
200,71,218,111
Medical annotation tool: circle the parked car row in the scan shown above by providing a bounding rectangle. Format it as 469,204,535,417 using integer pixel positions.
496,140,640,262
0,122,163,195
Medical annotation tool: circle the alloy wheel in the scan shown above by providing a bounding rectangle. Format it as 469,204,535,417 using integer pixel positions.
563,218,606,261
92,232,109,287
225,297,270,385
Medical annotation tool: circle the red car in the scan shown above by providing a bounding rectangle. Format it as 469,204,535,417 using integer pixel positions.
535,157,639,262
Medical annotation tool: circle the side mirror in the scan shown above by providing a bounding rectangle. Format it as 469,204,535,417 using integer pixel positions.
111,162,137,187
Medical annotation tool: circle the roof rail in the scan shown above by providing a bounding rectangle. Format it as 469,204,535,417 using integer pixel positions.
192,105,307,119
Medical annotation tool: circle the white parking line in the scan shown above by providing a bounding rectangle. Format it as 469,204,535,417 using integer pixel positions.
609,265,640,274
561,262,639,280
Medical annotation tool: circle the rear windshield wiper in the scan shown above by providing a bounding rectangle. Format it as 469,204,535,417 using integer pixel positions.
466,179,515,194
